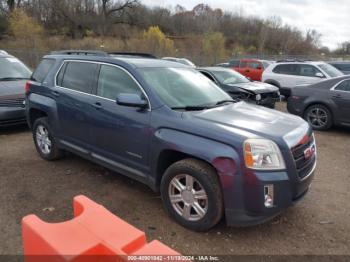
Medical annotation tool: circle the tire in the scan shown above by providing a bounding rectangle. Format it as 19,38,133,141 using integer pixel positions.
160,158,224,231
32,117,64,160
304,104,333,131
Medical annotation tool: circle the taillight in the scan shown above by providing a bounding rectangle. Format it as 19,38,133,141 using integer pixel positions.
25,81,30,94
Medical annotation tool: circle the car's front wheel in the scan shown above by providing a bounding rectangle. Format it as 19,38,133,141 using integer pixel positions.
161,159,223,231
304,104,333,130
33,117,64,160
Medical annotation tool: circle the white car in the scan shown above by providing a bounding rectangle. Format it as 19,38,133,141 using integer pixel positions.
262,61,343,97
161,57,196,68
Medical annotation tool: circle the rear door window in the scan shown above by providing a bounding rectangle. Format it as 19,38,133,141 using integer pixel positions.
60,61,98,94
248,61,262,69
31,59,55,82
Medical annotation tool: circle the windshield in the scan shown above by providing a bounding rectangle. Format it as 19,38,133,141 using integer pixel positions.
0,57,31,80
262,61,272,69
210,69,249,85
139,68,231,109
318,63,343,78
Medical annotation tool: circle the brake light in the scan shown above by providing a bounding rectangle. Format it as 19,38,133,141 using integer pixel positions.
25,81,30,94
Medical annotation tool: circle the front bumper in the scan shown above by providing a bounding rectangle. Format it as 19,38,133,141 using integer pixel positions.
222,165,316,227
0,107,26,126
255,96,280,108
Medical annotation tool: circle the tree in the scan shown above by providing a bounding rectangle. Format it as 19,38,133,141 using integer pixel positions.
9,9,43,39
202,31,226,65
99,0,139,36
143,26,174,56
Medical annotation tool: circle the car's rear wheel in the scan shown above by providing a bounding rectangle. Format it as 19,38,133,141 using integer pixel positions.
161,159,223,231
33,117,64,160
304,104,333,130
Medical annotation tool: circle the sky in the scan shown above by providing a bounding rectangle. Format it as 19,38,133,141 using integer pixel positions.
142,0,350,50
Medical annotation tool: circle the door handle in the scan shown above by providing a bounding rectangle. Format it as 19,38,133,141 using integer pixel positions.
332,94,342,99
52,90,60,97
93,102,102,109
245,70,250,73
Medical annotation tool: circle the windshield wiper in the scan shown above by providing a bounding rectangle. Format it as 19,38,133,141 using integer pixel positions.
171,105,213,111
0,77,29,81
214,99,237,106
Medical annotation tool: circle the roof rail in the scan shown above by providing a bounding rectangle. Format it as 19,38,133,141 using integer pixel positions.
109,52,157,58
50,50,108,56
276,59,313,63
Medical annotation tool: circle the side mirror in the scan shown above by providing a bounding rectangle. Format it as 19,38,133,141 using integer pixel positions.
116,93,148,108
315,72,324,78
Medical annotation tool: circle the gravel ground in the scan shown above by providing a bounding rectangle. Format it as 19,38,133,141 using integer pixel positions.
0,102,349,255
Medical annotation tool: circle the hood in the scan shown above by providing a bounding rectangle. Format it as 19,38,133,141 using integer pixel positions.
0,80,26,97
187,102,309,148
226,81,278,94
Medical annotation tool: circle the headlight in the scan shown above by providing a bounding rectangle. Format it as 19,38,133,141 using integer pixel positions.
244,139,285,170
256,94,262,101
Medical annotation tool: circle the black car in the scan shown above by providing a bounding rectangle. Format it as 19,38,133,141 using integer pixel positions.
0,52,32,126
198,67,280,108
328,61,350,75
287,76,350,130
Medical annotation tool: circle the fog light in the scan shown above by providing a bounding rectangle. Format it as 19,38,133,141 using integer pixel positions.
256,94,262,101
264,184,274,208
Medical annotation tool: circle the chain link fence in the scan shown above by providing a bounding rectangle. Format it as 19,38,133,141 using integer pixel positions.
2,48,350,69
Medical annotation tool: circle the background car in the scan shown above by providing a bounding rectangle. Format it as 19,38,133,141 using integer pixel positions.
228,59,272,81
328,61,350,75
161,57,196,67
216,62,230,68
287,76,350,130
198,67,280,108
0,51,32,126
262,60,344,97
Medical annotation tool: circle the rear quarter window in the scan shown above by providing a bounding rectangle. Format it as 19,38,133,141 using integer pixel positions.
31,59,55,83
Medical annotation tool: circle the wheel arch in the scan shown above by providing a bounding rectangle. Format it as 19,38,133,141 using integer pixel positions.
152,129,240,192
303,101,334,120
28,108,48,129
264,79,281,88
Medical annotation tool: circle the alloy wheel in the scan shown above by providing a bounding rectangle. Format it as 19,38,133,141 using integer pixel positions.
36,125,52,155
168,174,208,221
307,107,328,128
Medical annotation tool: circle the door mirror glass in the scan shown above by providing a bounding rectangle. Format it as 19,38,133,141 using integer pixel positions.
116,93,148,108
315,72,324,78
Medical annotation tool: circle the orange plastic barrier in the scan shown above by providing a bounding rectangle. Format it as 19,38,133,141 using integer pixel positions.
22,195,180,262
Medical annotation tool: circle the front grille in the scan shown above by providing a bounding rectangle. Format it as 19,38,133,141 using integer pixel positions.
291,133,316,180
0,98,25,108
261,92,280,99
